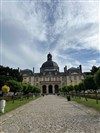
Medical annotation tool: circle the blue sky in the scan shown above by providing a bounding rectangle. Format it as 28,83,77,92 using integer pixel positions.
0,0,100,72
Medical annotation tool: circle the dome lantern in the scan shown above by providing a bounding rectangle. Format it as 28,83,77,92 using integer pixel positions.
47,53,52,61
40,53,59,73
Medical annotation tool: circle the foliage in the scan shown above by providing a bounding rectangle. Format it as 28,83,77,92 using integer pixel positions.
2,85,10,93
84,75,97,91
66,85,73,92
94,69,100,88
34,87,41,93
74,85,79,93
62,86,67,93
90,66,100,75
0,65,22,90
78,82,85,91
22,84,40,94
7,80,22,94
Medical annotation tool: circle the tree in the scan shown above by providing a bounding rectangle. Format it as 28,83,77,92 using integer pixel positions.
0,66,23,85
78,82,87,100
33,86,41,94
7,80,22,94
94,69,100,88
0,75,7,90
62,86,67,95
66,85,73,94
90,66,100,75
2,85,10,93
74,85,79,94
1,85,10,98
84,75,98,104
22,84,28,95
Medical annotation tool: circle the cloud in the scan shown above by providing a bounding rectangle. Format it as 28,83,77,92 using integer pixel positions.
1,0,99,72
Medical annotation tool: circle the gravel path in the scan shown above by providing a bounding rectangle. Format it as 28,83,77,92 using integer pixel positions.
0,95,100,133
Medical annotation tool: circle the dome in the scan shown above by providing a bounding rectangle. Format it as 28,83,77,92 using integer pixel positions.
42,60,59,69
41,53,59,71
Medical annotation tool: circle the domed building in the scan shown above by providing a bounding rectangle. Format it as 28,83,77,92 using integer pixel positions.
40,53,59,74
21,53,84,94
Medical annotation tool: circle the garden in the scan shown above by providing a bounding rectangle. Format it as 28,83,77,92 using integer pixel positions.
61,67,100,112
0,66,41,115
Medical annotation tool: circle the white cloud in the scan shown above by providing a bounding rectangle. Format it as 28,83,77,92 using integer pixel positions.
83,58,100,72
1,1,99,72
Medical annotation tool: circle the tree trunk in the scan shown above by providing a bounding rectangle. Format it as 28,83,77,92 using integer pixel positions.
78,91,81,99
84,90,88,101
75,91,77,98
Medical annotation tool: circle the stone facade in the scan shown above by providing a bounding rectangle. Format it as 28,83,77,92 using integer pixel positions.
20,53,84,94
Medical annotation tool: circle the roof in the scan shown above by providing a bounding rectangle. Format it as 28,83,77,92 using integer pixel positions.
67,67,81,74
41,61,59,69
20,69,33,76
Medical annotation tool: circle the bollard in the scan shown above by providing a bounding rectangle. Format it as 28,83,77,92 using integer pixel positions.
0,99,6,113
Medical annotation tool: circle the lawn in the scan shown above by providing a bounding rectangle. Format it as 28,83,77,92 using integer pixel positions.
0,96,40,116
72,97,100,112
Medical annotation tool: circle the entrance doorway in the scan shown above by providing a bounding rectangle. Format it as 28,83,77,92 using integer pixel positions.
49,85,53,94
55,85,59,93
42,85,47,94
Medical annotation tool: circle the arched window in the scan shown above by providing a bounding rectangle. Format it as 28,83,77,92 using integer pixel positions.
55,85,59,93
42,85,47,94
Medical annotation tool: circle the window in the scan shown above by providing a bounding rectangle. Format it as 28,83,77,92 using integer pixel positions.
36,77,38,81
74,76,77,80
49,72,51,75
36,83,38,86
43,72,45,75
57,77,60,81
69,76,71,80
29,77,31,82
43,77,45,81
79,75,81,80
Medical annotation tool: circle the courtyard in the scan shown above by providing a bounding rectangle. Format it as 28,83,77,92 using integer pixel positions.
0,95,100,133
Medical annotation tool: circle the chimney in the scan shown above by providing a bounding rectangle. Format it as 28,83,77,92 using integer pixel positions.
33,67,34,74
79,65,82,72
18,67,20,72
64,65,67,73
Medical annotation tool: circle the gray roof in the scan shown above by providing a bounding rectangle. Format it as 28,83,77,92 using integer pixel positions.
67,67,81,73
41,60,59,69
20,69,33,76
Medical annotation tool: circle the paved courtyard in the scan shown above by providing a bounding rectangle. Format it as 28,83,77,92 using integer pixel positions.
0,95,100,133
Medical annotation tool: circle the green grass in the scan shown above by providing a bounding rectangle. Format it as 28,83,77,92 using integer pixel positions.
0,96,40,116
72,97,100,112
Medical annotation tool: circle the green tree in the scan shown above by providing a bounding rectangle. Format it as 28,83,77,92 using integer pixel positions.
94,69,100,88
66,85,73,94
84,75,98,104
90,66,99,75
62,86,67,95
33,86,41,95
6,80,23,103
22,84,28,95
74,85,79,94
0,66,22,85
78,82,87,100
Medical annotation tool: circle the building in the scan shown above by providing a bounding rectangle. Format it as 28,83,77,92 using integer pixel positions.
20,53,84,94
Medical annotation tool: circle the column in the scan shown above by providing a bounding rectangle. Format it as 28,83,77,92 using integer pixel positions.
47,85,49,94
53,84,55,94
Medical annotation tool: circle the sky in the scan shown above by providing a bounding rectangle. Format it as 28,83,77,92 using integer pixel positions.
0,0,100,73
